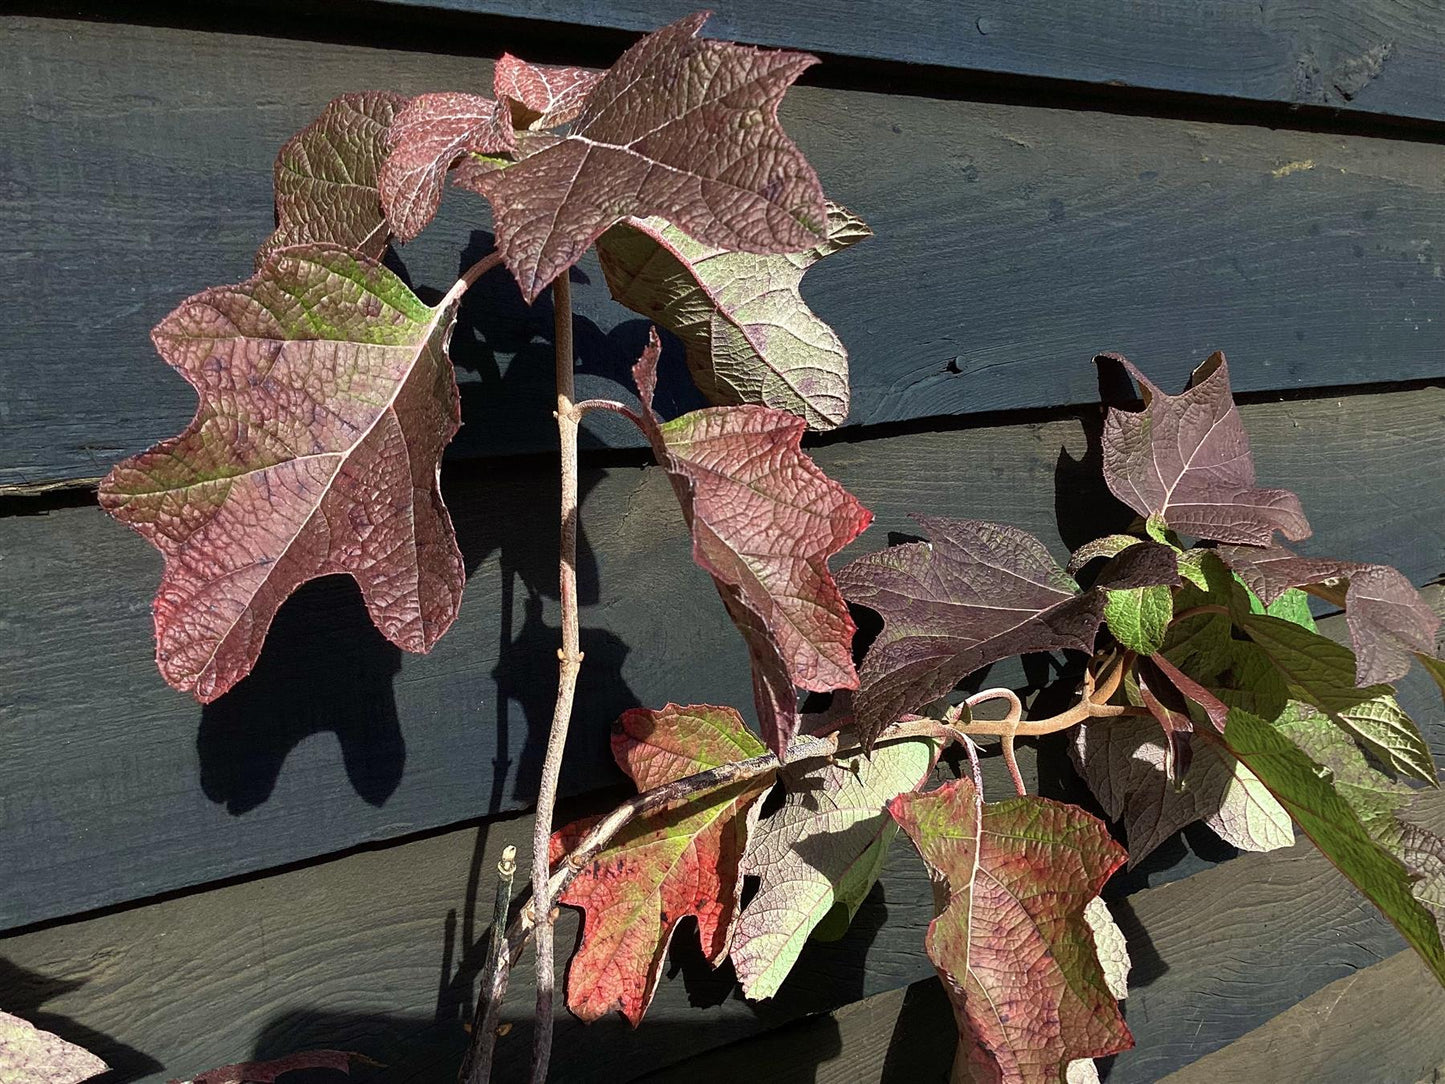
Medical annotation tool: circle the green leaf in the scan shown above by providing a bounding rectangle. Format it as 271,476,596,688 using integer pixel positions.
1104,584,1173,655
597,202,870,429
1176,548,1213,590
731,736,936,998
1067,534,1149,576
1217,704,1445,986
1239,613,1436,784
1253,584,1318,631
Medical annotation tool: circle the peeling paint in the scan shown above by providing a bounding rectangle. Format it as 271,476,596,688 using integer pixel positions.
1272,159,1316,178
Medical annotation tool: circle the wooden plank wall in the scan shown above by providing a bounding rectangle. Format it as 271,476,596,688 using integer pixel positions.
2,1,1443,1080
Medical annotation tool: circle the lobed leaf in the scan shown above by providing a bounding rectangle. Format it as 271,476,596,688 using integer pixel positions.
379,92,515,242
493,53,604,129
258,91,406,265
98,246,466,701
597,202,870,429
1218,544,1441,687
838,519,1177,745
889,779,1132,1083
731,734,936,999
1216,703,1445,986
553,704,775,1025
459,13,827,301
1097,352,1309,545
1238,613,1436,784
632,330,871,755
1072,716,1292,866
0,1010,107,1084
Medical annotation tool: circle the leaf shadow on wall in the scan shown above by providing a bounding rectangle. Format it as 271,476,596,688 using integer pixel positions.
0,958,162,1082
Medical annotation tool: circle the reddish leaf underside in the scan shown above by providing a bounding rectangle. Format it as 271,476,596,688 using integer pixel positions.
493,53,604,129
258,91,407,265
0,1010,107,1084
98,245,466,701
552,704,775,1025
1217,543,1441,687
459,12,827,301
1098,352,1310,546
837,518,1178,745
379,92,515,242
889,780,1132,1083
174,1050,370,1084
632,330,871,755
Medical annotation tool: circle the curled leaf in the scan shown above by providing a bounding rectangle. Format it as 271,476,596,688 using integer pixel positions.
379,92,515,242
98,246,466,701
259,91,406,265
889,779,1132,1083
1098,352,1310,545
493,53,603,129
459,13,827,301
632,330,871,755
597,202,870,429
1218,544,1441,687
552,704,775,1025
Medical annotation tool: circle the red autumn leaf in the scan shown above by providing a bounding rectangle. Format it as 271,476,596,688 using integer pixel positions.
458,13,827,302
1217,543,1441,686
1098,352,1310,545
493,53,604,129
1134,655,1195,780
172,1050,374,1084
0,1010,107,1084
258,91,407,265
632,330,871,755
379,92,516,242
98,245,467,701
837,519,1178,745
551,704,776,1025
889,779,1132,1083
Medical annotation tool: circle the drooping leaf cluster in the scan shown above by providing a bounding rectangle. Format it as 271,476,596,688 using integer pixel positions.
94,12,1445,1084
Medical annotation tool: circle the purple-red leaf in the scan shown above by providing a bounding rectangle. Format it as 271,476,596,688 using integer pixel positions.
258,92,406,265
889,779,1132,1083
1098,352,1310,545
633,331,870,754
172,1051,372,1084
551,704,775,1025
459,13,827,301
1134,656,1195,779
838,519,1177,744
379,92,515,242
493,53,604,129
0,1011,107,1084
1149,651,1230,732
1217,544,1441,686
98,246,466,701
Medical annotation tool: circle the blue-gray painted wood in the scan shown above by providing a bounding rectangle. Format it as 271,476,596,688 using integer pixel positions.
4,16,1445,488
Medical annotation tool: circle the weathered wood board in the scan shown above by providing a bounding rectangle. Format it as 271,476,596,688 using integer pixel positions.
3,788,1441,1082
5,16,1445,487
371,0,1445,124
2,387,1441,930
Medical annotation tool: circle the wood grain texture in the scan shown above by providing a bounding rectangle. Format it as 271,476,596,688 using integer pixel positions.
6,16,1445,487
1161,950,1445,1083
368,0,1445,123
4,791,1443,1083
2,386,1441,930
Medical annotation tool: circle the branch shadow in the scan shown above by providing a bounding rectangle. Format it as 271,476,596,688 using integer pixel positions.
0,958,162,1082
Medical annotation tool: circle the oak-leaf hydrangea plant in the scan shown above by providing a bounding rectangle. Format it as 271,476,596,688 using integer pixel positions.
78,13,1445,1084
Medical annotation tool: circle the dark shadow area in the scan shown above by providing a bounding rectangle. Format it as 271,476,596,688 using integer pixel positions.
0,959,162,1082
198,577,405,815
879,977,956,1083
1052,407,1134,552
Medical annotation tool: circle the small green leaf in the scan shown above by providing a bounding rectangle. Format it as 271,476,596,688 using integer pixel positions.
1067,534,1148,576
1145,515,1172,544
1105,584,1174,655
1240,613,1437,785
1218,703,1445,987
1176,548,1213,591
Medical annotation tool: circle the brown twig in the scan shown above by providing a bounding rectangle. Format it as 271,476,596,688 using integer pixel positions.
460,251,506,290
962,688,1026,796
574,398,645,429
528,274,581,1084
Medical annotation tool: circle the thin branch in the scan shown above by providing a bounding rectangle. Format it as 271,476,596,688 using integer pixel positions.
1173,603,1232,622
528,274,580,1084
964,688,1025,796
460,251,506,290
574,398,646,429
461,846,518,1084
